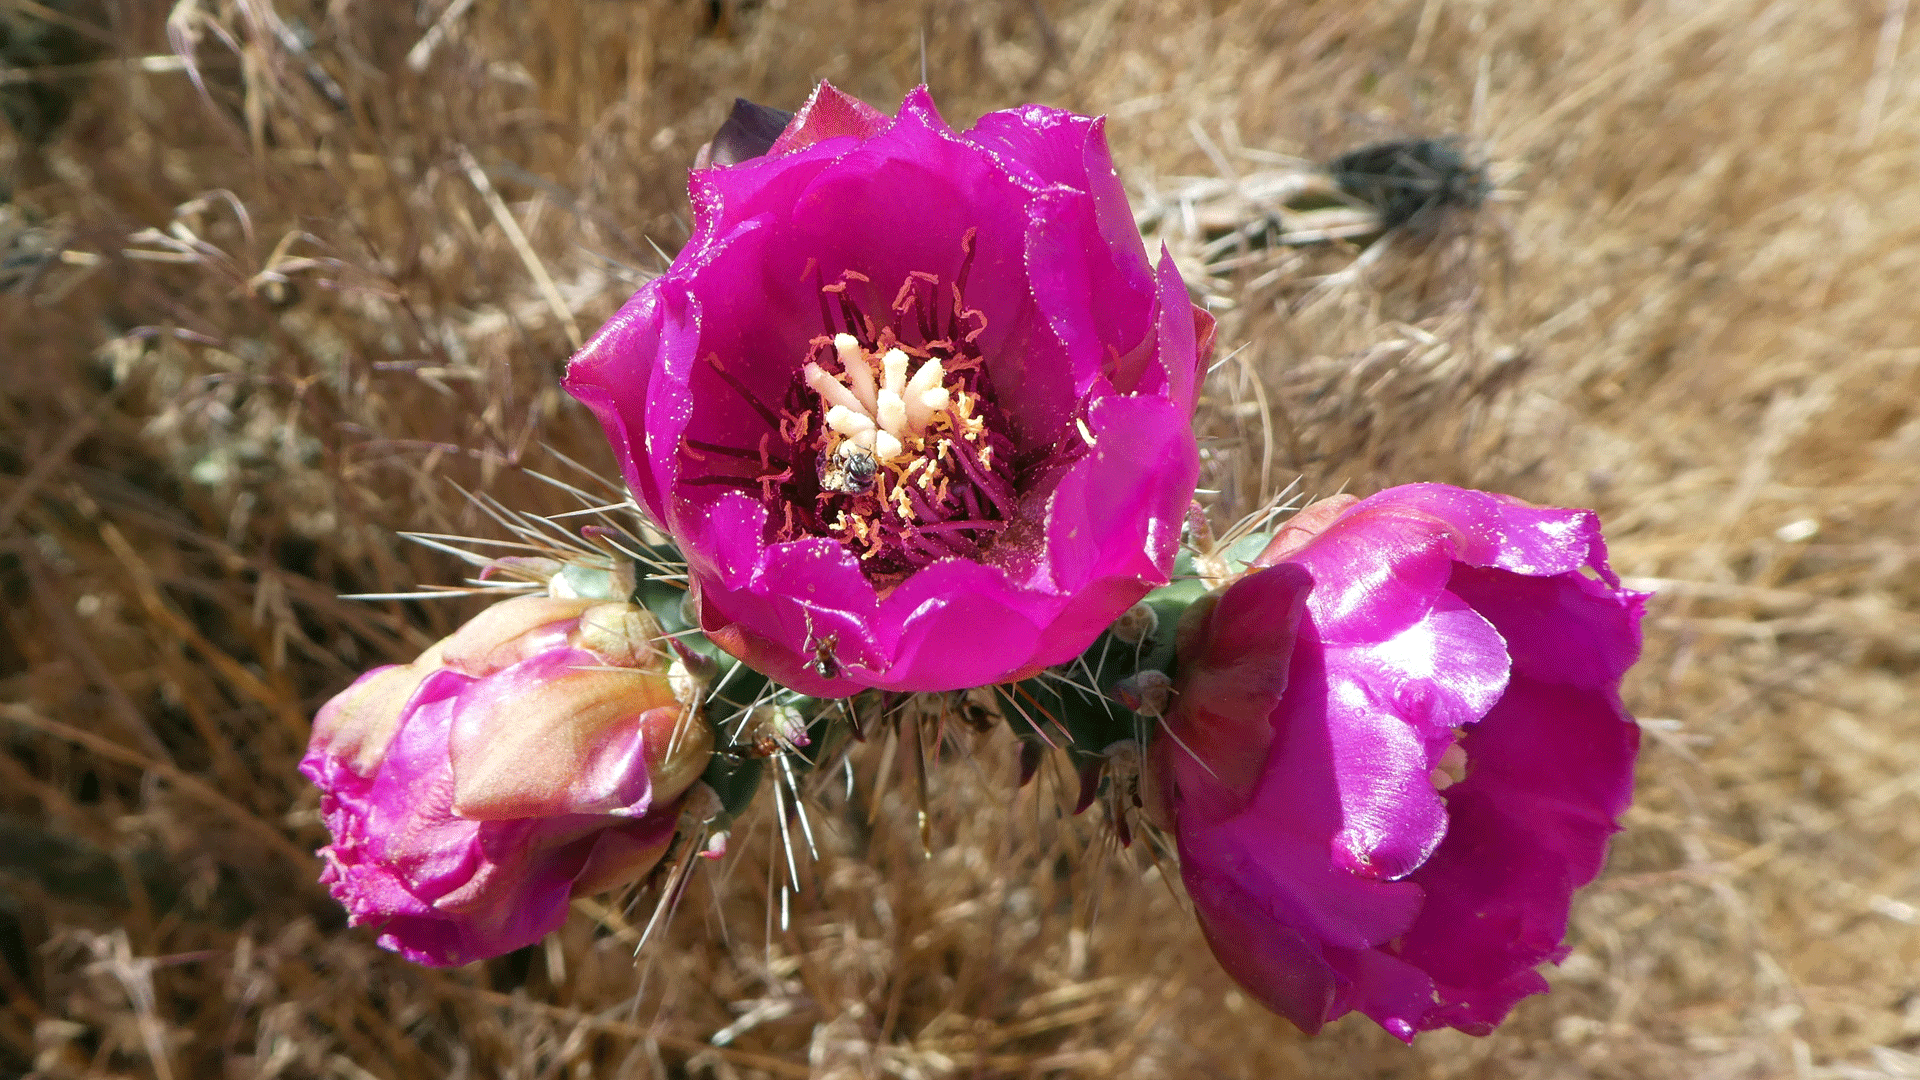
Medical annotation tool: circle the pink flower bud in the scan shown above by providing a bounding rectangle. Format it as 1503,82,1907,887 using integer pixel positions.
1153,484,1645,1040
301,594,714,966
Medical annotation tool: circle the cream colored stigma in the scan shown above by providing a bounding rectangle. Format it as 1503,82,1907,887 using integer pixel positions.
1429,740,1469,791
804,334,952,465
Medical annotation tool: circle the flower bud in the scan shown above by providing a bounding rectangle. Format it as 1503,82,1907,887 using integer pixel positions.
1249,493,1360,568
1108,669,1172,717
742,703,810,754
692,97,795,170
301,592,715,967
1110,602,1160,645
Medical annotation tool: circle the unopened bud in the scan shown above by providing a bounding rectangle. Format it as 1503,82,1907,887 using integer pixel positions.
1252,494,1363,568
440,595,596,675
310,642,447,774
575,602,664,667
1110,670,1173,717
477,555,635,602
668,640,718,705
694,97,795,170
679,781,724,827
1111,602,1159,645
548,558,636,602
300,588,717,968
744,703,810,754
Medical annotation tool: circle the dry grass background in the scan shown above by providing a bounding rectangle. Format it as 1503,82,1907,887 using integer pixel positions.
3,0,1919,1076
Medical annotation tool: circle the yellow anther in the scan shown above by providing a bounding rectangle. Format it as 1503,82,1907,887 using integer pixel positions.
1430,741,1469,790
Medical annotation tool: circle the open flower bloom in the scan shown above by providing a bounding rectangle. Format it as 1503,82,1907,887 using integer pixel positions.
566,83,1211,696
300,595,713,966
1152,485,1644,1040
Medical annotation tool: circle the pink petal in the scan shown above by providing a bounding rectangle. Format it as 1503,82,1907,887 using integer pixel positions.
765,80,892,158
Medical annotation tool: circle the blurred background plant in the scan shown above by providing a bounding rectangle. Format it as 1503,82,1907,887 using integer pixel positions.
3,0,1919,1077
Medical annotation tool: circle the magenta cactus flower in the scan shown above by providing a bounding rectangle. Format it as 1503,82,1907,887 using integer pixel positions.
1152,485,1644,1040
566,83,1212,696
301,595,714,966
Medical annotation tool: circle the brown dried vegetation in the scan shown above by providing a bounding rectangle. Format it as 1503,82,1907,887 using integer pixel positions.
3,0,1919,1076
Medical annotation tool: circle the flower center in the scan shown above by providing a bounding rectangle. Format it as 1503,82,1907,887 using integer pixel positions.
781,290,1021,581
803,335,961,484
796,329,1016,561
688,231,1029,587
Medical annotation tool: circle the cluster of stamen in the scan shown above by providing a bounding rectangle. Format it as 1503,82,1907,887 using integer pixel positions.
686,232,1030,586
791,319,1016,579
805,335,952,465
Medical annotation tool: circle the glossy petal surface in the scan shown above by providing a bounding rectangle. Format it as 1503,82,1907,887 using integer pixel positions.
566,83,1207,694
1160,484,1644,1039
300,598,710,966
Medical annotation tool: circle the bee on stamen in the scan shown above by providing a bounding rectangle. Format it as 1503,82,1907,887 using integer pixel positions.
816,439,878,494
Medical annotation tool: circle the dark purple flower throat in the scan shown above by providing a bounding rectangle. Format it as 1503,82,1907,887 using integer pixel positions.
690,228,1036,586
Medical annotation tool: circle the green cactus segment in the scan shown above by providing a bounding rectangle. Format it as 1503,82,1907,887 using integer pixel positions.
700,753,767,822
993,536,1281,815
998,548,1220,766
626,532,1277,830
628,545,869,828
